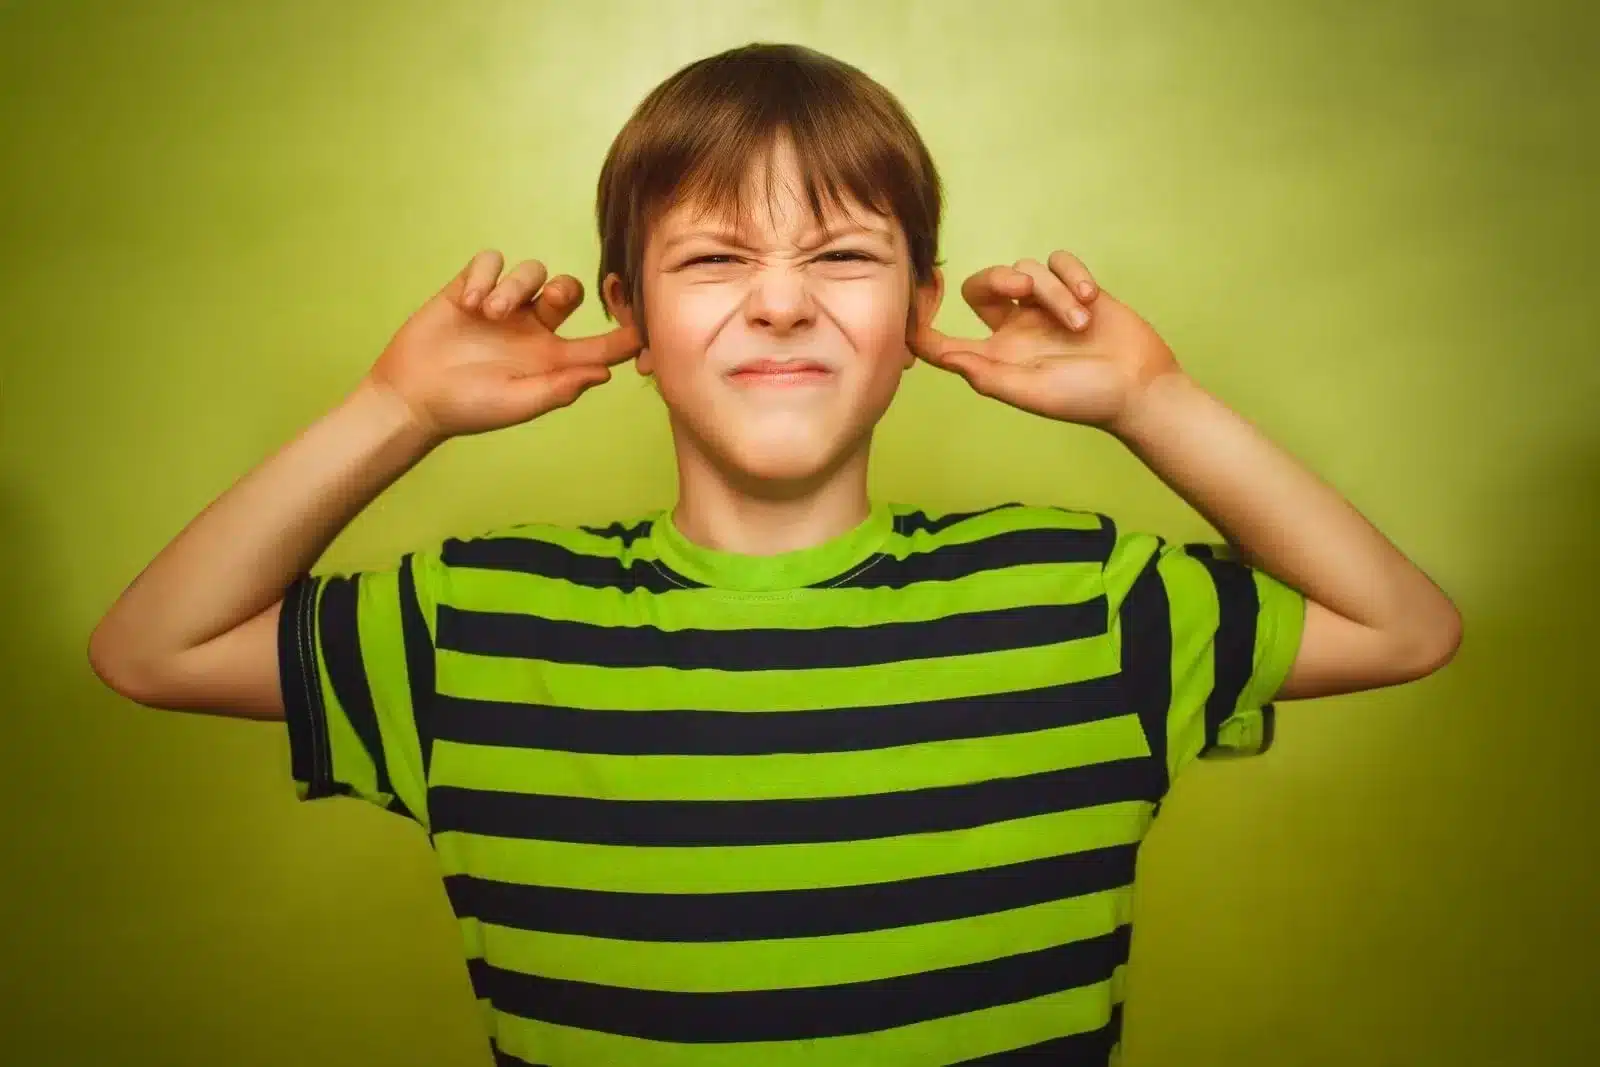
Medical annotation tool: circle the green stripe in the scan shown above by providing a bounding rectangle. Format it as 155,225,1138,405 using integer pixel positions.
434,801,1151,893
447,557,1104,629
1157,547,1218,776
888,503,1105,548
313,582,380,801
489,977,1121,1067
349,569,430,820
1239,567,1306,712
432,714,1147,801
466,886,1130,992
484,520,675,560
438,639,1118,712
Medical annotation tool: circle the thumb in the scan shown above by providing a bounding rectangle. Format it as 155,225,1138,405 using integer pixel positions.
908,322,974,365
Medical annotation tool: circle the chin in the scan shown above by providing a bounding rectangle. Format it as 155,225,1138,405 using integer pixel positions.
715,427,863,492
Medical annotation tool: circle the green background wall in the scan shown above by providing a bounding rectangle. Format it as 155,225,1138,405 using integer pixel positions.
3,1,1596,1064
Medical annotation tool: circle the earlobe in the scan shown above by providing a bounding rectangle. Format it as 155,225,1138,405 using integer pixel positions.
913,269,944,330
904,269,944,367
602,272,653,374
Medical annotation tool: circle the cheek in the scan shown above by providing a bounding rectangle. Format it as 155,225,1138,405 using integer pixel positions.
641,291,724,375
827,282,912,363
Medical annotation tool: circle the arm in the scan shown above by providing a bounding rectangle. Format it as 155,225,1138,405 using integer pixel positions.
1110,371,1463,700
89,251,637,719
88,382,438,717
910,251,1461,704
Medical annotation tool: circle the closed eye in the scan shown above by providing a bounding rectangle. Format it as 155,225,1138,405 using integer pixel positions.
684,251,875,266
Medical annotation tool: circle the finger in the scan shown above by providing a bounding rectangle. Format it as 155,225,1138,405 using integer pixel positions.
526,364,615,414
484,259,548,320
531,275,584,332
456,250,506,309
563,323,643,367
1014,257,1090,331
908,322,984,366
938,350,1035,401
1047,250,1098,302
960,265,1032,331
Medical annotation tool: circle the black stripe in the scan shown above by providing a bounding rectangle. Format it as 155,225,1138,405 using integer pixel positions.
893,502,1026,536
316,575,394,802
398,554,438,787
438,600,1107,671
443,533,700,592
953,1002,1123,1063
430,757,1150,846
828,526,1113,590
489,1042,550,1067
576,517,655,548
278,575,328,795
432,675,1123,755
1185,545,1259,753
445,843,1138,942
467,926,1130,1043
1259,702,1278,754
1119,542,1172,802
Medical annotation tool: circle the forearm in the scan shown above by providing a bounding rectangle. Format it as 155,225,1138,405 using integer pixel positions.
1110,371,1459,647
90,379,438,677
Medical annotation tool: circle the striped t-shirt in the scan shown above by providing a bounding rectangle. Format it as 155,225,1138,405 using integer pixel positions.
278,500,1305,1067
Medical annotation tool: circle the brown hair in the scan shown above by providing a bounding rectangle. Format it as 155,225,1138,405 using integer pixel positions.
595,43,943,342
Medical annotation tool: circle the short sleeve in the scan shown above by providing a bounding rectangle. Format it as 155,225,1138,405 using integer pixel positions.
1105,530,1306,792
277,547,441,828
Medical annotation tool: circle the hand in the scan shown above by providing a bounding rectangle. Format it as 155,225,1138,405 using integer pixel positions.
911,251,1182,432
367,250,641,442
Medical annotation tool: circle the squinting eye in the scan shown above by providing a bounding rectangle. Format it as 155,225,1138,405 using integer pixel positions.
818,251,871,262
687,254,738,266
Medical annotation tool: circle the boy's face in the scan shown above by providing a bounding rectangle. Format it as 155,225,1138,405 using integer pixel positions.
604,139,942,488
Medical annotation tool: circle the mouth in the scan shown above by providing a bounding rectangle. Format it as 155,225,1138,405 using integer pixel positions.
726,359,835,387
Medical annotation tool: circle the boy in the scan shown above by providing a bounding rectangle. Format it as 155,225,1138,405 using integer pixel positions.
90,42,1461,1067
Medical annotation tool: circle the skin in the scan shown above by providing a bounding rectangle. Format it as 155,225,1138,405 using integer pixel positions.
89,136,1460,718
602,137,943,555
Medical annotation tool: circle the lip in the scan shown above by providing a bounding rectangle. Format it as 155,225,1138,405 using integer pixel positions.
727,359,834,386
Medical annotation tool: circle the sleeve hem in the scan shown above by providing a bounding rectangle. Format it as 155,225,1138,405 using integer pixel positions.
278,575,336,800
1239,583,1308,716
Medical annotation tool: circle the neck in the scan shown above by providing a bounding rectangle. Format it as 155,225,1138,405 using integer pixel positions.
670,435,875,557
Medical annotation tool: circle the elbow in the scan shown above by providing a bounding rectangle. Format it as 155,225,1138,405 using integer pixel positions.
1404,601,1464,679
87,624,164,706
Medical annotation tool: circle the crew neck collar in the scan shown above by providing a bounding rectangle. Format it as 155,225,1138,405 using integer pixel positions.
651,500,893,592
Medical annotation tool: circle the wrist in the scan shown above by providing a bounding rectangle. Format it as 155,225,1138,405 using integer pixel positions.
1106,369,1203,449
340,377,446,461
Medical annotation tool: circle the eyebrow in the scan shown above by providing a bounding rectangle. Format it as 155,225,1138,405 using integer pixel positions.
661,224,894,252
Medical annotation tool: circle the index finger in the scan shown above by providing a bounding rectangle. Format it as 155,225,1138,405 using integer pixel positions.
562,324,643,367
961,265,1032,330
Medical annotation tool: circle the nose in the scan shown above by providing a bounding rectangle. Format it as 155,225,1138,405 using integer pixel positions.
743,264,815,334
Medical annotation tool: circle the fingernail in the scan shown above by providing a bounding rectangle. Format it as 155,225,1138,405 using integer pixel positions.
1071,308,1089,329
488,298,506,315
462,289,479,306
1078,282,1094,298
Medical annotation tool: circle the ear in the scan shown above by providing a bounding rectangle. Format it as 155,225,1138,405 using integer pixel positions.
602,272,653,375
905,268,945,369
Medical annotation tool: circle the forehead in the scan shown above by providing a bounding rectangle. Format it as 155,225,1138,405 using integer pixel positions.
649,139,899,247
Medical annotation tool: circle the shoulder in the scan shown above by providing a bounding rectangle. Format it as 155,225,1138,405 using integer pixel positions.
412,511,668,589
884,502,1120,581
891,501,1110,540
